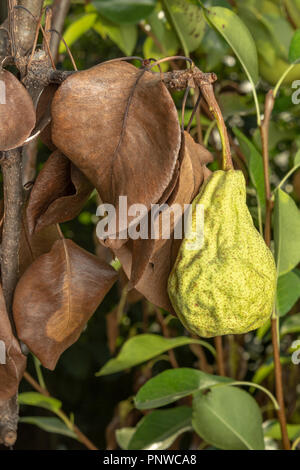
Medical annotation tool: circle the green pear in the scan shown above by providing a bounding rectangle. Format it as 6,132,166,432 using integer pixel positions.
168,170,277,337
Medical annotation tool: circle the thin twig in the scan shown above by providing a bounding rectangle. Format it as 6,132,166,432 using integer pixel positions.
214,337,226,376
260,89,290,450
260,90,274,247
155,308,179,368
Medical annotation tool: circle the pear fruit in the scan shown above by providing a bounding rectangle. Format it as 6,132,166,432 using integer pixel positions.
168,170,277,337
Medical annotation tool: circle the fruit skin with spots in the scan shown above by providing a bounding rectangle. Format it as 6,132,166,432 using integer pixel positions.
168,170,277,338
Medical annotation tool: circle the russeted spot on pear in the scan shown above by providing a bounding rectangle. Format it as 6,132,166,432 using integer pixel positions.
0,69,36,151
168,170,277,338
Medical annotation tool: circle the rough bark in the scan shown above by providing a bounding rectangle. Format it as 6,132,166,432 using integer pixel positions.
0,149,24,447
0,0,44,448
14,0,43,58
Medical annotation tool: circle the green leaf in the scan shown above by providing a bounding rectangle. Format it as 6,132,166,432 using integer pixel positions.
116,427,136,450
128,406,192,450
218,93,255,119
192,386,265,450
18,392,62,413
200,27,229,70
203,6,259,85
92,0,156,24
147,5,179,52
233,127,265,211
276,270,300,316
289,29,300,63
59,14,97,53
274,189,300,276
19,417,77,439
135,368,231,409
162,0,206,55
264,420,300,441
93,17,137,55
280,312,300,337
96,334,215,376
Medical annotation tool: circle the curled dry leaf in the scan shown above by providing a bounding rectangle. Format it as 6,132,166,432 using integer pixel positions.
51,61,181,231
113,133,213,312
19,214,61,277
26,150,93,234
36,84,58,151
0,285,26,403
115,132,213,288
13,239,118,370
0,69,36,151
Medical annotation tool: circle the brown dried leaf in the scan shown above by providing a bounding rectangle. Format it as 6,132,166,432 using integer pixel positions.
115,237,176,313
0,70,36,151
19,213,61,277
26,151,93,234
51,61,181,230
113,133,213,311
0,285,26,403
36,84,58,151
13,239,118,370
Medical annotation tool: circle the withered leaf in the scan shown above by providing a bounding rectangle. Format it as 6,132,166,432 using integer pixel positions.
19,215,61,277
113,133,213,312
13,239,118,370
26,150,93,234
0,69,36,151
36,84,58,151
51,61,181,231
115,237,176,314
0,284,26,403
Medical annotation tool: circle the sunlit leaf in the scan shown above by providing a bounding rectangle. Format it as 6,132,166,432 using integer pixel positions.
18,392,62,413
59,14,97,53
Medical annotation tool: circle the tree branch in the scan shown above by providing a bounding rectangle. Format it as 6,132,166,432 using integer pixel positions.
50,0,71,59
0,149,24,447
14,0,44,58
0,0,44,448
260,90,290,450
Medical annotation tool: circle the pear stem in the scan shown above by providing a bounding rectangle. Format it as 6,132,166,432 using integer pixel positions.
260,89,290,451
199,82,233,171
